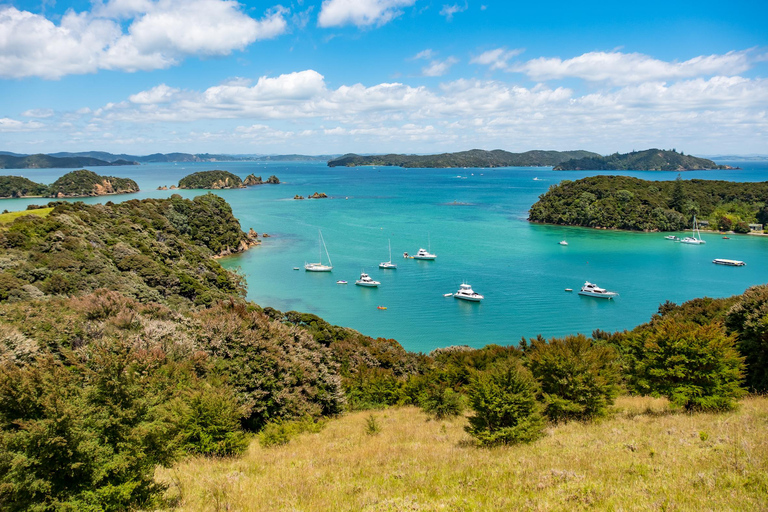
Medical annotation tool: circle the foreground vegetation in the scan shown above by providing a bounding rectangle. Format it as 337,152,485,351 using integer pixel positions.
327,149,599,168
553,149,730,171
156,397,768,511
0,169,139,198
0,194,766,510
529,175,768,231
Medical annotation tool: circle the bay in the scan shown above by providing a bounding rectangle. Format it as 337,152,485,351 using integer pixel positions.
2,160,767,353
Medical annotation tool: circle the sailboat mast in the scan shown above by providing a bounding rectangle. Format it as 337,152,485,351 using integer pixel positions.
323,232,332,267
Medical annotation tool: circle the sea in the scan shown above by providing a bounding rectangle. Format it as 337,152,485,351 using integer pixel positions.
2,161,767,353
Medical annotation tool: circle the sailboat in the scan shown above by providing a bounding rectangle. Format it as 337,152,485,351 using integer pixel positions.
379,239,397,269
679,215,706,245
305,230,333,271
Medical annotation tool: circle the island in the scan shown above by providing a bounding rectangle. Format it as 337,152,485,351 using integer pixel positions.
0,153,139,169
327,149,600,168
178,170,244,189
243,174,280,185
308,192,328,198
553,149,735,171
528,175,768,232
0,170,139,198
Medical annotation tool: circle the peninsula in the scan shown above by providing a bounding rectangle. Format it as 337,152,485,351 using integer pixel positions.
553,149,733,171
528,175,768,231
327,149,600,168
0,169,139,198
0,153,138,169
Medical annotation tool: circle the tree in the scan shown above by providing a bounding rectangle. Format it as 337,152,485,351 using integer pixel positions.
624,318,745,411
525,334,620,422
725,284,768,391
465,359,545,446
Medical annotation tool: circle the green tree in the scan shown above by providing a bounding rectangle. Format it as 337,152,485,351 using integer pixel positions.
725,284,768,391
525,334,620,422
670,174,685,213
624,318,745,411
465,360,544,446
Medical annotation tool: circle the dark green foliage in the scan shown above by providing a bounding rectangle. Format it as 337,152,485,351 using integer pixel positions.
553,149,728,171
529,175,768,231
419,384,464,419
0,154,136,169
178,170,243,189
525,334,620,422
365,414,381,436
47,169,139,197
725,284,768,391
0,176,48,198
465,359,545,446
623,318,745,411
328,149,600,168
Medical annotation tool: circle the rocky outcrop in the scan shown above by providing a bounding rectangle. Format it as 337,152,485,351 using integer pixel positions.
213,227,261,259
266,175,280,184
308,192,328,199
244,174,263,186
294,195,304,200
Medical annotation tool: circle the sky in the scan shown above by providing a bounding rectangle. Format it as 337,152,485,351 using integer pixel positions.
0,0,766,156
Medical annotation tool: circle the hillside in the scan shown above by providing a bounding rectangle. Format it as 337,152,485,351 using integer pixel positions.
0,153,138,169
553,149,732,171
178,170,244,189
47,169,140,197
327,149,600,168
528,175,768,231
0,176,48,198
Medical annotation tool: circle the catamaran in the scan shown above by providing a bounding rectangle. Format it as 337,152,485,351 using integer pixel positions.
305,230,333,272
679,215,706,245
379,239,397,269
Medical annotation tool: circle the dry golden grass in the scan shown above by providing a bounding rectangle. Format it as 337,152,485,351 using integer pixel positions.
156,396,768,511
0,207,53,225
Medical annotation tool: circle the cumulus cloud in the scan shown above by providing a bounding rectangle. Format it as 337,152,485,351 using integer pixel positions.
0,118,45,132
0,2,289,79
317,0,416,28
411,49,436,60
22,109,55,118
516,50,753,85
439,2,467,21
129,84,180,104
470,48,524,70
422,57,459,77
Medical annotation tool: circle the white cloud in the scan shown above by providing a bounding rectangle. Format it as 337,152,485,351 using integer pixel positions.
129,84,180,104
470,48,524,70
422,57,458,77
317,0,416,28
0,118,45,132
411,49,435,60
21,109,55,118
517,50,753,85
439,2,467,21
0,2,289,79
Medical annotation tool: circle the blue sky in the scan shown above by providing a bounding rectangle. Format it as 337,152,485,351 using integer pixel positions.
1,0,766,155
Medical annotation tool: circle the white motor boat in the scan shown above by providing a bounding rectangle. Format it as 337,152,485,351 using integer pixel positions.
305,230,333,272
355,272,380,287
559,240,568,246
413,248,436,260
379,239,397,269
578,281,618,299
679,215,706,245
454,283,484,302
664,235,678,240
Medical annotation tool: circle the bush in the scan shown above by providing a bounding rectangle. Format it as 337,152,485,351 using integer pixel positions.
624,318,745,411
465,359,545,446
725,284,768,392
419,384,464,420
259,416,327,448
525,334,620,422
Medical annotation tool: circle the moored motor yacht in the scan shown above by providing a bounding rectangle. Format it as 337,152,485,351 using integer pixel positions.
454,283,484,302
578,281,618,299
355,272,380,287
413,248,436,260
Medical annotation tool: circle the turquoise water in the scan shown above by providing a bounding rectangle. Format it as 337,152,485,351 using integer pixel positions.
2,161,767,353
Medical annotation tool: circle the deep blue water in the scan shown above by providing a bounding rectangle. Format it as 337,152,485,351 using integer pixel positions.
2,161,767,353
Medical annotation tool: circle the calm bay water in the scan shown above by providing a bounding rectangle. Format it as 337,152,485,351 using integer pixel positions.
3,161,767,353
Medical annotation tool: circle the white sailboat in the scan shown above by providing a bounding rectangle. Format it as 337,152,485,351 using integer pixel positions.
305,230,333,271
679,215,706,245
379,239,397,269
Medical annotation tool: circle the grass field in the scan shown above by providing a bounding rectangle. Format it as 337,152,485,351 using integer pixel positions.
0,207,53,224
155,396,768,511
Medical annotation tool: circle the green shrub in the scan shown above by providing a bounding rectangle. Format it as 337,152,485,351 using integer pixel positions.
725,284,768,392
624,318,745,411
365,414,381,436
419,384,464,420
259,416,327,448
525,334,620,422
465,359,545,446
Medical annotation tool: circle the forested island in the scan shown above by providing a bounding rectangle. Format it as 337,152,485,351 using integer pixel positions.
553,149,733,171
178,170,280,189
0,153,139,169
327,149,599,168
528,175,768,231
0,151,339,167
0,193,766,509
0,169,139,198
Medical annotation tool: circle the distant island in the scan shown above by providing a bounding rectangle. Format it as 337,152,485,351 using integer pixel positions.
553,149,734,171
0,169,139,199
0,151,339,168
327,149,600,168
529,175,767,232
178,170,280,189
